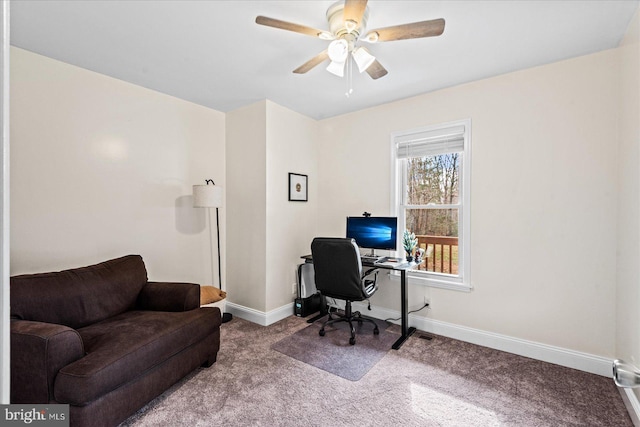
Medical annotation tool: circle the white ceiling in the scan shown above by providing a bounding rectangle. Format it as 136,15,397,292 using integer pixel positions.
9,0,640,120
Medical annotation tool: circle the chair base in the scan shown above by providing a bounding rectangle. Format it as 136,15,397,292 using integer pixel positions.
319,301,379,345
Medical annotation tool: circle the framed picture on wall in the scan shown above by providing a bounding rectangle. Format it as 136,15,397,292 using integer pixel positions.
288,173,308,202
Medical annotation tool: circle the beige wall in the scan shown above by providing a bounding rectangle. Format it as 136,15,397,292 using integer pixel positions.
318,48,621,357
10,47,226,284
616,7,640,398
226,100,318,313
265,101,318,311
226,101,267,310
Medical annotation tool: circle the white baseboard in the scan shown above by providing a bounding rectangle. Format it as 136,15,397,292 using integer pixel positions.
228,300,614,377
619,388,640,426
351,301,613,377
225,301,292,326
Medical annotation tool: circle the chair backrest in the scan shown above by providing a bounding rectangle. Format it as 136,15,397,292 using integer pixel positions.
311,237,368,302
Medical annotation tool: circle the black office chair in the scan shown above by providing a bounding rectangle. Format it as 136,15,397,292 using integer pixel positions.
311,237,379,345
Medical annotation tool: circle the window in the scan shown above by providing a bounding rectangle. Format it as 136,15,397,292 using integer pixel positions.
391,119,471,291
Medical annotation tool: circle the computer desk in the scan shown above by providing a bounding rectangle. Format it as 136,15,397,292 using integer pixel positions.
301,255,418,350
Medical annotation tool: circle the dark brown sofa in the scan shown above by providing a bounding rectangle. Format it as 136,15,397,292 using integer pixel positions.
10,255,221,427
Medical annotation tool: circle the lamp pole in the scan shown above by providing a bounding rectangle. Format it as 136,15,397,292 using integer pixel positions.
193,179,231,323
214,205,221,291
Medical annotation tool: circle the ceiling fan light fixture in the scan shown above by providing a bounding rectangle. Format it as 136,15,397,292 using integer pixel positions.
362,31,379,43
326,60,346,77
327,39,349,62
345,19,358,33
352,47,375,73
318,31,335,40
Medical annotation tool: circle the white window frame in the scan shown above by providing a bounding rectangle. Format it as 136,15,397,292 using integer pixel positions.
390,119,472,292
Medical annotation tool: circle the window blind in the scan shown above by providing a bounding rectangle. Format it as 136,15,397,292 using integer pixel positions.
395,125,465,158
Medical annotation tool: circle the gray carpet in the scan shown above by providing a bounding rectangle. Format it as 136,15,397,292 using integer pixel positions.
271,314,398,381
121,316,633,427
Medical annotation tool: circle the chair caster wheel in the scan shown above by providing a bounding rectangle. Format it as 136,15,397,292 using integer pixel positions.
319,329,325,337
374,328,379,335
349,337,356,345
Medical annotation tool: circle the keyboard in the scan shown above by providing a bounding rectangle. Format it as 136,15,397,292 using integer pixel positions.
361,256,388,264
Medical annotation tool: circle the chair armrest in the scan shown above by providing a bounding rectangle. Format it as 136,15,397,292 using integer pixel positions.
136,282,200,312
362,269,379,298
11,319,84,403
362,268,379,278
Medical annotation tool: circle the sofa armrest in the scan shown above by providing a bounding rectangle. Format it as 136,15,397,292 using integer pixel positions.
136,282,200,312
11,319,84,403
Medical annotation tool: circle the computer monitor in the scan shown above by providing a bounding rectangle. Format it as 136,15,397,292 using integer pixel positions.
346,216,398,254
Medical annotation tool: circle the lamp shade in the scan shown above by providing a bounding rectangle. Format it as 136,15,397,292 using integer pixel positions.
352,47,375,73
327,39,349,62
326,60,346,77
193,184,223,208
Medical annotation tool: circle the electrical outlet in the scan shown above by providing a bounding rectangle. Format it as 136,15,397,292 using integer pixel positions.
424,296,430,306
292,283,297,297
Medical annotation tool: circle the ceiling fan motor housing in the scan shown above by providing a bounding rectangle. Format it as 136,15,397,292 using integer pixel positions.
327,1,369,39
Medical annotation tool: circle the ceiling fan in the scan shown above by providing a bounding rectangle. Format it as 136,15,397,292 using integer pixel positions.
255,0,445,80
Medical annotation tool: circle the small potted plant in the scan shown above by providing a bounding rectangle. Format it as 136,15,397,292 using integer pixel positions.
402,229,418,262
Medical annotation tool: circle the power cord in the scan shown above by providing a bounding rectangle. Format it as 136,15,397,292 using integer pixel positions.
383,301,430,322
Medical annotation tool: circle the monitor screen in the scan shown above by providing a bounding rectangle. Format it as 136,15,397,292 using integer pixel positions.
346,216,398,251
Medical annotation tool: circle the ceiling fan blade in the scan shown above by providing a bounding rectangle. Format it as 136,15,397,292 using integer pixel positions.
256,16,327,38
366,60,388,80
293,50,329,74
343,0,368,26
365,18,445,42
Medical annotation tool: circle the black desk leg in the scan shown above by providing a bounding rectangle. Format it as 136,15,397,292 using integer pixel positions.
392,269,417,350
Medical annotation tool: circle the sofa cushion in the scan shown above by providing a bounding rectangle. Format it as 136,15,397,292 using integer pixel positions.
54,307,221,406
11,255,148,329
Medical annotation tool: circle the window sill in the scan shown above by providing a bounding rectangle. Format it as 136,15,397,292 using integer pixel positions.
390,270,472,292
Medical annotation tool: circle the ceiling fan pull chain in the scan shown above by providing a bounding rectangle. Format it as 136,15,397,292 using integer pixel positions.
346,54,354,98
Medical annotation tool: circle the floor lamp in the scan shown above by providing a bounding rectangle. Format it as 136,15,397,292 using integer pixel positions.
193,179,232,323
